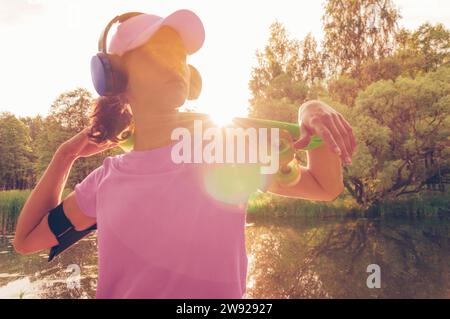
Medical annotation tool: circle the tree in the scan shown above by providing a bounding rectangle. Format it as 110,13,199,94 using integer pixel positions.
34,88,121,189
324,19,450,106
345,65,450,206
19,115,45,187
298,33,325,85
327,75,360,107
322,0,400,77
50,87,93,131
0,113,33,189
249,22,324,122
394,23,450,74
0,88,124,191
358,56,403,89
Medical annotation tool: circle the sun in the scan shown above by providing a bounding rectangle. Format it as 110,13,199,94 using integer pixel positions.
183,102,237,127
207,110,235,127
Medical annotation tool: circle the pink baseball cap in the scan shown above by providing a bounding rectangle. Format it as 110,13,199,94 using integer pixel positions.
108,9,205,57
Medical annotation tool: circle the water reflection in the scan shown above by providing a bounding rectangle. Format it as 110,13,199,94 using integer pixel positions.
0,234,97,299
0,215,449,298
245,217,450,298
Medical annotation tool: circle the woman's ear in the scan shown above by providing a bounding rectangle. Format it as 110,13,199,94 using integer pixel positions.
187,64,202,100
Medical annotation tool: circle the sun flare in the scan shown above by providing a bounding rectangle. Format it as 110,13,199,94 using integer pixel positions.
207,110,235,127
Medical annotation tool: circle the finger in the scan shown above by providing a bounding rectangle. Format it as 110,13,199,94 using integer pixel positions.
315,124,341,157
339,115,357,152
332,114,353,158
82,142,117,157
338,114,357,153
63,128,90,153
322,116,351,164
293,123,311,149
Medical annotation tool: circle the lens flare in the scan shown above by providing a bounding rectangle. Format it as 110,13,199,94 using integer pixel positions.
202,163,270,206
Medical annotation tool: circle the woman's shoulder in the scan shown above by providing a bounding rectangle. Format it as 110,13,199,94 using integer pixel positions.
98,153,124,172
106,152,124,161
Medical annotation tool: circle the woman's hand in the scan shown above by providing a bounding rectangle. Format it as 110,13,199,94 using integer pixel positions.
56,127,119,161
293,100,357,165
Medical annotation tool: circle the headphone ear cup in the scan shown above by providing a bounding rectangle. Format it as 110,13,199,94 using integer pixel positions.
91,53,128,96
187,64,202,100
91,53,113,96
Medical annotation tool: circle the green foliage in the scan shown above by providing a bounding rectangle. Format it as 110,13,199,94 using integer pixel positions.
368,188,450,218
247,191,363,219
247,188,449,219
0,189,30,233
0,113,34,189
248,22,325,122
50,88,93,130
0,189,72,232
327,75,360,106
248,1,449,209
322,0,400,76
395,23,450,74
346,65,450,206
0,88,122,192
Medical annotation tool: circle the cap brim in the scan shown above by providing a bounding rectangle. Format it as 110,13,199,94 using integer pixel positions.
161,9,205,55
124,9,205,56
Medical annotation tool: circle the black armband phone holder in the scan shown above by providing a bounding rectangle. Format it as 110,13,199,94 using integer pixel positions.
47,202,97,262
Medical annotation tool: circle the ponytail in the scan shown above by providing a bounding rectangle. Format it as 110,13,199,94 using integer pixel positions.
88,94,133,144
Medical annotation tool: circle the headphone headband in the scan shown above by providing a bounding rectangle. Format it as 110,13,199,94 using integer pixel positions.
98,12,144,53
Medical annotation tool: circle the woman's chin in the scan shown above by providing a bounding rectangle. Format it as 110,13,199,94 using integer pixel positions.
154,95,185,110
165,89,188,107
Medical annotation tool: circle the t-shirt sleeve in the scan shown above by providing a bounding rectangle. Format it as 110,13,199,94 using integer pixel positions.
74,159,108,218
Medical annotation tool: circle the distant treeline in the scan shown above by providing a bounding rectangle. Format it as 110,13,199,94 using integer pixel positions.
0,88,122,191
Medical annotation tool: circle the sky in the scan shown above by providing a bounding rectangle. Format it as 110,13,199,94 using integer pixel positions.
0,0,449,124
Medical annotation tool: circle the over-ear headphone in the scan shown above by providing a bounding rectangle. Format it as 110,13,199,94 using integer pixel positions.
90,12,202,100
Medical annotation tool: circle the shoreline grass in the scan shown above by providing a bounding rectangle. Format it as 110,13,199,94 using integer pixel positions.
0,189,72,233
247,189,449,219
0,189,448,226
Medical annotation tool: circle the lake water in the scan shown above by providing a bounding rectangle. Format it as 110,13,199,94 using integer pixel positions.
0,215,449,298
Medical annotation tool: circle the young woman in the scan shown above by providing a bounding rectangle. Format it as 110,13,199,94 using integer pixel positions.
13,9,356,298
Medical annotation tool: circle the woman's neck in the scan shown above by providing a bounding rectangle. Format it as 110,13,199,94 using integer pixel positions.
129,97,213,151
132,108,182,151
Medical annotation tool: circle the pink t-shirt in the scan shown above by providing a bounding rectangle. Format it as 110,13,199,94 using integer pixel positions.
74,141,271,299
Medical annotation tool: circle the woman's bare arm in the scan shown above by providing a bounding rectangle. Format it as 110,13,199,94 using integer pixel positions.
267,100,356,201
268,143,344,201
13,151,75,254
13,129,115,255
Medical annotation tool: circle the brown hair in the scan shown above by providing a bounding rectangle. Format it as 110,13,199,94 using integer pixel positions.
88,94,134,144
